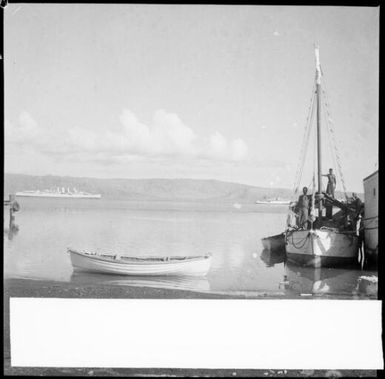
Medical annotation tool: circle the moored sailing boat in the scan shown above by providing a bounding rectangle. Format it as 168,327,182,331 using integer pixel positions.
285,47,359,268
286,228,358,267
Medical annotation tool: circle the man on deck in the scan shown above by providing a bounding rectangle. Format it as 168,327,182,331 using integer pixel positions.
296,187,311,229
323,168,337,198
351,192,364,229
352,192,363,211
286,202,298,228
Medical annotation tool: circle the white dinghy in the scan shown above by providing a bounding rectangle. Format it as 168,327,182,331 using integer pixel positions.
68,248,212,277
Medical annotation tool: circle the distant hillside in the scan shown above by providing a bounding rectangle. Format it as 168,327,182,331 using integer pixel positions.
3,173,356,202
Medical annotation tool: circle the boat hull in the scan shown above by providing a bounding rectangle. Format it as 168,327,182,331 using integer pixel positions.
261,233,286,251
285,229,359,268
68,249,212,277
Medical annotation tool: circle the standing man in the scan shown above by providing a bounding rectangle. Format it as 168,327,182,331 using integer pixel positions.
351,192,363,212
286,202,298,229
297,187,310,229
323,168,337,198
356,210,365,269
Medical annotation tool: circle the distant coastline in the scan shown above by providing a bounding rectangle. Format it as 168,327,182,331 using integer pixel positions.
4,173,357,203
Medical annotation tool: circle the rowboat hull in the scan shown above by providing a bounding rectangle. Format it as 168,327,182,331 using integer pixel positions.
68,249,212,277
285,229,359,268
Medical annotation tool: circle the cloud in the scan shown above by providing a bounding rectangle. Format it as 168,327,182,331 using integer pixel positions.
6,111,40,144
253,159,286,168
5,111,69,154
273,31,281,37
207,132,227,159
231,139,248,161
113,109,198,156
6,109,249,164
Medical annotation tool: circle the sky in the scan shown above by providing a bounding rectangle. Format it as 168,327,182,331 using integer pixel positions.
4,4,379,193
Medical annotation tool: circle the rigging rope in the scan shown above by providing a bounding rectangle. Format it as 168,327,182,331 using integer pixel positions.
306,131,317,192
292,75,317,198
325,105,340,189
313,109,318,192
320,70,348,199
320,82,340,194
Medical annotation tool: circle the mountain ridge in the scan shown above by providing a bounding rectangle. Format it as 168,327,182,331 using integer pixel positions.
3,173,357,202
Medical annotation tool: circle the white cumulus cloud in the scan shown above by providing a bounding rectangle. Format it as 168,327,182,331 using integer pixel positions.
6,109,250,164
117,109,198,156
6,111,41,144
207,132,228,159
231,139,248,161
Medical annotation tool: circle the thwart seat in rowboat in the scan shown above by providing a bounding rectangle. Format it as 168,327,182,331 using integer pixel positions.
67,248,212,277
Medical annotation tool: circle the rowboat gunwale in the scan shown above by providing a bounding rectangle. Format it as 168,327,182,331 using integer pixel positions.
67,248,212,266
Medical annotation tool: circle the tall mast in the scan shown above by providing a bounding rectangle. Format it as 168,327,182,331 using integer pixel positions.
315,46,322,196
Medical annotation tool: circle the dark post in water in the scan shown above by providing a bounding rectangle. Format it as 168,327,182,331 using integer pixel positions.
4,194,20,240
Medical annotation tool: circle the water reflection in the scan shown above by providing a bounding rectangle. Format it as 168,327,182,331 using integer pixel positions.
284,262,373,296
260,248,286,267
4,224,19,241
70,271,211,293
227,244,246,269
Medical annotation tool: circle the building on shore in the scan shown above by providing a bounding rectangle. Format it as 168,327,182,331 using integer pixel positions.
363,170,378,264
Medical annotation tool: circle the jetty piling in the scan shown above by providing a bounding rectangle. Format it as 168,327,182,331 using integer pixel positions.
4,194,20,239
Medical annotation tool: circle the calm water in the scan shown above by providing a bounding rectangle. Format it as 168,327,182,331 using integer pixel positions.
4,198,376,297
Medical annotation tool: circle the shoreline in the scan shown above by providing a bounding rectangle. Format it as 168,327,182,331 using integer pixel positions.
4,277,374,300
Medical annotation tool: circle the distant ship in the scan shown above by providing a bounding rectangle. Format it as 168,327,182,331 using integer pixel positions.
255,198,290,205
15,187,101,199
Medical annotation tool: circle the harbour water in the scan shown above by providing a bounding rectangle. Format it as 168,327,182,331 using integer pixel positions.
3,198,377,297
